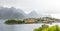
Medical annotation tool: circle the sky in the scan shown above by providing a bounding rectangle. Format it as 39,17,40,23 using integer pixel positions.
0,0,60,18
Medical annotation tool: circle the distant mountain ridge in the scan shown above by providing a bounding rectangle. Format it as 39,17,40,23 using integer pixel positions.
0,7,26,19
0,6,51,19
27,11,40,18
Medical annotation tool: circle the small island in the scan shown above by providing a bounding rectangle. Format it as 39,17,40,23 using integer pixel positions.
4,17,60,24
4,19,25,24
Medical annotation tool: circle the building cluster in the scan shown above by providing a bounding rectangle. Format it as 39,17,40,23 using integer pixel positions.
23,17,57,24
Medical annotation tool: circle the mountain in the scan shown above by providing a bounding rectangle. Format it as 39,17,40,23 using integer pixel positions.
0,7,26,19
27,10,52,18
27,11,40,18
0,6,52,19
17,9,27,18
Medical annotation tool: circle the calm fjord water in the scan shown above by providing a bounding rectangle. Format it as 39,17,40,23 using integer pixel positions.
0,20,60,31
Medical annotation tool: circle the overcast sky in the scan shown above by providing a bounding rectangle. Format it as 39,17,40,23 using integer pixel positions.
0,0,60,18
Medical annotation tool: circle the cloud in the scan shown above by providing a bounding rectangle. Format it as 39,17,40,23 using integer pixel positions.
0,0,60,14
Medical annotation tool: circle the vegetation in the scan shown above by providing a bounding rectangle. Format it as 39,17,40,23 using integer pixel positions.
34,24,60,31
5,19,24,24
4,17,60,24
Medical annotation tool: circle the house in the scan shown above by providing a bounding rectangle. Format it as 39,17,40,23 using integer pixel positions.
24,18,35,24
42,21,49,23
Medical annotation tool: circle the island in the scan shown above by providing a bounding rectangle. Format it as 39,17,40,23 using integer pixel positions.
4,17,60,24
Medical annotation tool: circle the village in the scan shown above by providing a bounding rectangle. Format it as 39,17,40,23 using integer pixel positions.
23,17,58,24
4,17,60,24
